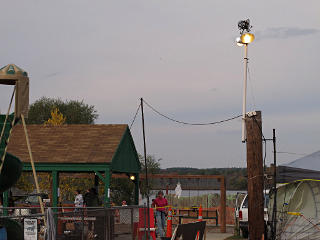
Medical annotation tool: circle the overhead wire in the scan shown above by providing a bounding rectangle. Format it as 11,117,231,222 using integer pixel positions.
276,151,307,156
0,86,15,144
142,99,242,126
0,86,16,173
129,103,141,129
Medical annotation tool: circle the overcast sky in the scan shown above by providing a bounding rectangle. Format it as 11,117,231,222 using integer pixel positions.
0,0,319,168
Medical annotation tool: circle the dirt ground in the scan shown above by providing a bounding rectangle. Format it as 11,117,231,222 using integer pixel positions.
205,232,234,240
205,225,236,240
204,225,248,240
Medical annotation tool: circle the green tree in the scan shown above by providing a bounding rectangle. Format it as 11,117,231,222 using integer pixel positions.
139,154,161,174
110,178,135,205
108,154,161,204
139,154,161,197
27,97,98,124
44,108,66,126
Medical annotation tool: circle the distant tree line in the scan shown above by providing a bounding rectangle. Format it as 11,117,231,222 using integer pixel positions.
160,167,247,190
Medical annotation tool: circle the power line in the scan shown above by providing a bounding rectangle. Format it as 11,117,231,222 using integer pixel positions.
142,99,242,126
129,103,141,129
276,151,307,156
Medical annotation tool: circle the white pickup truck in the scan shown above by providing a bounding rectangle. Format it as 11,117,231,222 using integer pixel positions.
237,190,269,238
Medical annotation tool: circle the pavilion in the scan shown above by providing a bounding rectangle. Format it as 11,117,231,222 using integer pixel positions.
7,124,141,208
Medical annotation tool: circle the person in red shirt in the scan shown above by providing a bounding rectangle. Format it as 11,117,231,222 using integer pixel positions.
152,190,168,237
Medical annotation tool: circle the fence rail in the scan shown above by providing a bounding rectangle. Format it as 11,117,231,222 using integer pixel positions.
0,205,144,240
0,205,219,239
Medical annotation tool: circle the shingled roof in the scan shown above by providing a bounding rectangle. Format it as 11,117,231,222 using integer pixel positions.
7,124,141,173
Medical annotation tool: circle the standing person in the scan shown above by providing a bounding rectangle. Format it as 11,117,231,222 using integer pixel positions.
153,190,168,238
74,190,83,211
84,188,101,238
84,188,99,207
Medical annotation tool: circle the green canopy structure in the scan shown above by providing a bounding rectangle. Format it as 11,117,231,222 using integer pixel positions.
8,124,141,207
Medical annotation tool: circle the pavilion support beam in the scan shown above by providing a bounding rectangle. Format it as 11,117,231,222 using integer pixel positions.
52,170,59,210
94,171,106,184
94,174,99,191
3,191,8,216
104,168,111,206
135,173,139,205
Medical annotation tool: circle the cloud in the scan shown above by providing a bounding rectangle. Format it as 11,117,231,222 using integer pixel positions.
255,27,319,40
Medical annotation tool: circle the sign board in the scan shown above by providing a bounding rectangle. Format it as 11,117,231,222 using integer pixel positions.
24,218,37,240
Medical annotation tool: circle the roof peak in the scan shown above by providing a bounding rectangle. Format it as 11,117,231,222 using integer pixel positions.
0,64,28,77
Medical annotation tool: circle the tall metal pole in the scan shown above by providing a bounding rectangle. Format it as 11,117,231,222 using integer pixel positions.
140,98,150,239
241,44,248,142
272,129,277,239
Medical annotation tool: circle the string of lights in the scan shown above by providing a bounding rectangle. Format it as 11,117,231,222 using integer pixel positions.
142,99,242,126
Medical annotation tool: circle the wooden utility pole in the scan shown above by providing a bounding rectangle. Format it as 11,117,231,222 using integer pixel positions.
245,111,264,239
140,98,151,239
219,177,226,233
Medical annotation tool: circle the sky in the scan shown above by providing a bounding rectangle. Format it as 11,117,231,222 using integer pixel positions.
0,0,319,168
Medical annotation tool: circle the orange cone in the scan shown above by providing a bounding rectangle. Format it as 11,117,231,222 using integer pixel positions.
166,207,173,238
196,205,203,240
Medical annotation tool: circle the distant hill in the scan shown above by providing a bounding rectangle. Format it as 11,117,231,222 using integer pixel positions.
157,167,247,190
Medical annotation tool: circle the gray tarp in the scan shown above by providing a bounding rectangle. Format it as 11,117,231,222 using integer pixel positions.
277,166,320,183
278,151,320,183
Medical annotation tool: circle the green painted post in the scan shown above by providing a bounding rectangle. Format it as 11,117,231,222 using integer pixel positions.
135,173,139,205
104,168,110,207
3,191,8,216
52,170,59,211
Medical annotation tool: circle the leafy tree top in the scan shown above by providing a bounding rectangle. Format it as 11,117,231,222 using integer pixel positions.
44,108,66,126
27,97,98,124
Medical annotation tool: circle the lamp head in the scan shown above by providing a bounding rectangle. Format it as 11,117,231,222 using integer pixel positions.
129,175,136,181
240,33,255,44
236,37,244,47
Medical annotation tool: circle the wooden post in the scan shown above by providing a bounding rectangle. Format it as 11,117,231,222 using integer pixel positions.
245,111,264,239
219,177,226,233
21,114,46,225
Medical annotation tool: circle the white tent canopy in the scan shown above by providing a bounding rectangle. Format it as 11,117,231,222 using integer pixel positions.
269,180,320,239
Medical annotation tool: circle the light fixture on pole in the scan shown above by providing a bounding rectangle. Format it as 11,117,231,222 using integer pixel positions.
236,19,255,142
